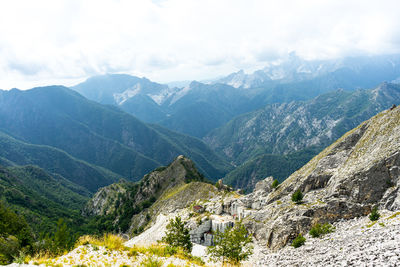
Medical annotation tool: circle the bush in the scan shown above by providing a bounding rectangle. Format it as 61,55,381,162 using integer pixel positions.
369,207,380,221
309,223,335,238
271,179,279,189
291,234,306,248
161,216,192,252
291,190,303,204
207,221,253,265
103,233,125,251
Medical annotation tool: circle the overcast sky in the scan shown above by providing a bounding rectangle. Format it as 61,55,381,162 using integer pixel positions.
0,0,399,89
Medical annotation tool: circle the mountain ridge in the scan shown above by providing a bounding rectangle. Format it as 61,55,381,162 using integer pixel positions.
0,86,231,181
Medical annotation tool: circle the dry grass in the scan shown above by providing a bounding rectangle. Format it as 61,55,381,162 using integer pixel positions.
128,244,204,266
76,233,126,251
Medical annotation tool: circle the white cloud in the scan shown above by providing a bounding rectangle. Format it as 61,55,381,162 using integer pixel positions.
0,0,399,89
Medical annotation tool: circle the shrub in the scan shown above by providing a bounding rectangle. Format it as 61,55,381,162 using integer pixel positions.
291,234,306,248
207,221,253,265
369,207,380,221
103,233,125,251
291,190,303,204
161,216,192,252
271,179,279,189
309,223,335,238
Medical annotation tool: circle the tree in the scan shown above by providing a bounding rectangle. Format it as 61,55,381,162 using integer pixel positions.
207,221,253,265
162,216,192,252
291,189,303,204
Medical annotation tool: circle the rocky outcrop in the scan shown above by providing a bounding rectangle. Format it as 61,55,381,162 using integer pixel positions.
197,107,400,251
83,155,211,232
234,106,400,250
83,183,128,216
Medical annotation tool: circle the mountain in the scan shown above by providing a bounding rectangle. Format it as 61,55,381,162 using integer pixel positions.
0,86,231,182
73,76,254,137
157,81,253,137
84,155,218,233
72,54,400,138
205,83,400,190
215,53,400,89
206,82,400,162
72,74,176,123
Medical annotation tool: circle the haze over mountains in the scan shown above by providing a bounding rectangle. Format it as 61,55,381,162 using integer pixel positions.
73,54,400,139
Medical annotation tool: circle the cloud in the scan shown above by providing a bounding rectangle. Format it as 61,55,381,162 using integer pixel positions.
0,0,399,89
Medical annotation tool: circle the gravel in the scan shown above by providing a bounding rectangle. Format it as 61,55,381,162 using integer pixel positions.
254,210,400,267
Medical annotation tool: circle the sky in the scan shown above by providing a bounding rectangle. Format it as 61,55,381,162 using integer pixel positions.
0,0,399,89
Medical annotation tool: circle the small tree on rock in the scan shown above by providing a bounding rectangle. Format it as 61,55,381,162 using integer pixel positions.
162,216,192,252
291,233,306,248
291,190,303,204
207,221,253,265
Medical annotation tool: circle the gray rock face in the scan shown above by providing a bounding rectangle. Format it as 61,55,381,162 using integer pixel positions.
83,183,128,216
189,219,212,244
188,215,235,246
206,107,400,251
205,83,400,165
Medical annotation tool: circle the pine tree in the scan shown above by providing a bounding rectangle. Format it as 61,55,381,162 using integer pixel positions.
162,216,192,252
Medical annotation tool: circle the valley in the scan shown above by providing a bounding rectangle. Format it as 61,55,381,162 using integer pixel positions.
1,53,400,266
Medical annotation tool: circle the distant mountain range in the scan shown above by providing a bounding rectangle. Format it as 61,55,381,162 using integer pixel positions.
215,53,400,89
72,54,400,138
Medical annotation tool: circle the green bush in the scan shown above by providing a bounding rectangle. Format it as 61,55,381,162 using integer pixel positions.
369,207,380,221
309,223,335,238
291,234,306,248
271,179,279,189
291,190,303,204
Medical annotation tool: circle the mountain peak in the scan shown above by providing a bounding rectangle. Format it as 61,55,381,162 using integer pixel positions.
84,155,206,217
